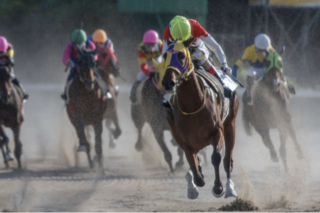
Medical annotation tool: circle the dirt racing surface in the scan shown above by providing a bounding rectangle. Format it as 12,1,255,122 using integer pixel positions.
0,85,319,212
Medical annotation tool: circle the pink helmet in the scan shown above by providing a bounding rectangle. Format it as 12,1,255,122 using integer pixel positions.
0,36,8,52
143,30,159,43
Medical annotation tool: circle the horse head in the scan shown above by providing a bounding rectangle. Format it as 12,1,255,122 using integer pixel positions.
162,37,195,94
264,52,284,92
77,54,96,91
0,66,12,104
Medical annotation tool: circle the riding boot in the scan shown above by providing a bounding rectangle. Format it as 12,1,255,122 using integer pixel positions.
213,73,232,98
130,81,140,103
12,78,29,100
61,68,76,101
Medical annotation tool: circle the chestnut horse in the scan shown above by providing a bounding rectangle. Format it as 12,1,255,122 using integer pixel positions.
242,52,303,171
162,40,239,199
0,66,23,168
131,58,184,172
66,54,107,169
96,44,122,148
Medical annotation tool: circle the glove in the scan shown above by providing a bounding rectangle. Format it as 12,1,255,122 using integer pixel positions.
221,64,231,75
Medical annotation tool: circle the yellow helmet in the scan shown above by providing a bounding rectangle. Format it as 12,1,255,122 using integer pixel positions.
169,16,191,41
92,29,107,43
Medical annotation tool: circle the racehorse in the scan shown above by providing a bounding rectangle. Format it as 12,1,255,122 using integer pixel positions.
131,58,184,172
96,44,122,148
0,66,23,168
242,52,303,171
66,54,107,170
162,39,239,199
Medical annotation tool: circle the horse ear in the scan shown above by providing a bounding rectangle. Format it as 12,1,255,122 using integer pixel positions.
183,37,195,48
279,46,285,57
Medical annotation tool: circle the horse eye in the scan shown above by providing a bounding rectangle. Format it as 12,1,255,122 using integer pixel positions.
177,52,185,61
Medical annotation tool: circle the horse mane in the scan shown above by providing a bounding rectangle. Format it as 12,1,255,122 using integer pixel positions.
78,53,96,69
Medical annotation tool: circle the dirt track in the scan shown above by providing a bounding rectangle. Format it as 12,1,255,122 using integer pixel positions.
0,85,319,212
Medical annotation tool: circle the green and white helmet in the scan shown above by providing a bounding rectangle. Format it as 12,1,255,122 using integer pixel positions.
169,15,191,41
71,29,87,44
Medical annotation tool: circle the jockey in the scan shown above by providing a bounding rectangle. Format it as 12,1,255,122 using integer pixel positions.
0,36,28,100
232,34,275,104
61,29,97,100
162,15,232,96
130,30,163,103
88,29,115,53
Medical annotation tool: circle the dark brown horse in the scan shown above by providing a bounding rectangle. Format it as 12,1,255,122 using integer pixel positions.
0,66,23,168
96,44,122,148
162,40,239,199
66,54,107,169
131,59,184,172
242,52,303,171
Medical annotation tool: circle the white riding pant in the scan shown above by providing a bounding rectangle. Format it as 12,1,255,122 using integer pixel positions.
191,41,210,65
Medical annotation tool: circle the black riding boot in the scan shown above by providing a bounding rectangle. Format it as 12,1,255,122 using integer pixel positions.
213,73,232,98
130,81,140,103
12,78,29,100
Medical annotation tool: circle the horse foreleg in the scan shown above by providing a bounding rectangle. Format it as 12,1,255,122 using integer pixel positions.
211,129,225,198
256,128,279,162
185,169,200,199
131,104,145,151
150,124,173,172
105,119,115,149
185,150,205,187
287,123,304,159
94,122,104,170
223,91,239,198
279,130,289,172
74,120,92,167
12,125,22,169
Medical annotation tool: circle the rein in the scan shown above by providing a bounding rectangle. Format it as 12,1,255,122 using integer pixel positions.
172,66,206,115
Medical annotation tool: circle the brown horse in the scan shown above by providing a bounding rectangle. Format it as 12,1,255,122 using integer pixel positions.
162,40,239,199
131,59,185,172
96,44,122,148
0,66,23,168
242,52,303,171
66,54,107,169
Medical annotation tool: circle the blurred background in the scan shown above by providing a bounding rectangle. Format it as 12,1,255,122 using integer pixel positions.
0,0,319,88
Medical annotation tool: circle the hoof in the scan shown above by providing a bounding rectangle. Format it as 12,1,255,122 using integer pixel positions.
109,141,116,149
135,141,143,152
225,179,237,198
187,187,200,200
212,185,225,198
113,128,122,139
175,160,184,169
5,153,14,162
194,174,205,187
77,145,87,152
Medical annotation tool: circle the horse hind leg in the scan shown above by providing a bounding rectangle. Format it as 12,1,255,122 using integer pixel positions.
131,104,144,151
0,145,9,168
111,112,122,140
279,131,289,172
175,146,184,169
105,119,115,149
185,169,200,199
